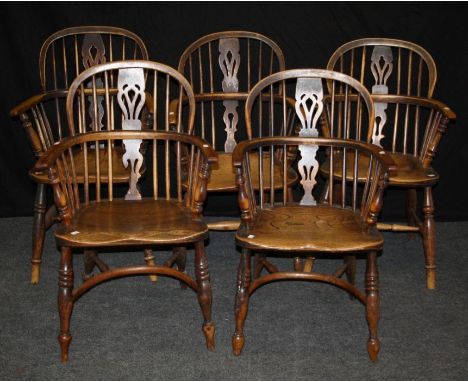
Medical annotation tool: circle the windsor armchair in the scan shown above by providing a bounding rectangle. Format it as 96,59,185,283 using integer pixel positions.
33,60,217,362
326,38,456,289
231,69,395,362
10,26,149,283
175,31,297,230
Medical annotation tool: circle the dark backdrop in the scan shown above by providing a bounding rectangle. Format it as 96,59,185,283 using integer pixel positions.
1,2,467,220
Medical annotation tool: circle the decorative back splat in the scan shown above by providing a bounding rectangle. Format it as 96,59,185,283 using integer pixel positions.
117,68,146,200
219,38,240,153
295,78,324,205
82,34,107,131
370,46,393,146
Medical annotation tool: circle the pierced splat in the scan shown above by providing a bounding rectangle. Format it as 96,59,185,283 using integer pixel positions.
82,34,107,132
219,38,240,153
82,34,106,69
295,78,323,205
117,68,146,200
370,46,393,146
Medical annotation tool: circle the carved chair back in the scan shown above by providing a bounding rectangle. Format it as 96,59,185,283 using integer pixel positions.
39,26,149,92
233,136,391,225
177,31,286,152
36,130,216,220
245,69,375,171
327,38,446,161
327,38,437,98
10,27,150,157
66,60,195,136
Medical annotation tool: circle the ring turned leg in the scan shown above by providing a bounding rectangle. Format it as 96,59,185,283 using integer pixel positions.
58,246,74,362
365,251,380,362
194,241,215,350
31,183,47,284
422,187,436,289
232,248,251,356
174,246,187,289
144,249,158,283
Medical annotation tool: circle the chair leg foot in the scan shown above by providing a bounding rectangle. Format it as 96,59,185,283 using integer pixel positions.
203,322,215,351
59,333,72,363
232,333,245,356
423,187,436,290
194,241,215,350
144,249,157,283
426,267,436,290
365,251,380,362
31,262,41,284
367,338,381,363
232,248,251,356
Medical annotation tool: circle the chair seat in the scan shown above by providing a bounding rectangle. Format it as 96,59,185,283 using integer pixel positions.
30,146,134,184
236,205,383,252
183,152,298,192
55,199,209,247
322,151,438,186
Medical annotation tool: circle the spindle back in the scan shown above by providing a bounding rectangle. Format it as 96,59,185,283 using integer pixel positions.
245,69,375,142
36,130,217,218
39,26,149,92
233,137,392,225
177,31,286,153
327,38,437,98
66,60,195,136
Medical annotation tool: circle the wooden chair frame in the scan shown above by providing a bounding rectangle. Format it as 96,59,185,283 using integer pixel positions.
231,136,395,362
10,26,149,284
327,38,456,289
173,31,289,231
35,130,217,362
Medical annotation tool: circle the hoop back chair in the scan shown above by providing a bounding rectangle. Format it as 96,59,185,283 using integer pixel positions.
243,68,379,271
176,31,296,230
230,69,395,362
9,26,149,284
232,135,393,361
33,60,217,362
327,38,456,289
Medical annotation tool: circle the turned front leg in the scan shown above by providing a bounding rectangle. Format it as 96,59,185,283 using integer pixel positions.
232,248,251,356
31,183,47,284
365,251,380,362
422,187,436,289
58,246,74,362
194,241,215,350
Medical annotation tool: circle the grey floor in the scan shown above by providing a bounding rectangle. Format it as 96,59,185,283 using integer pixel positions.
0,217,467,380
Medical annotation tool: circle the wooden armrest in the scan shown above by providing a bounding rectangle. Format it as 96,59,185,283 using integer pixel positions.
9,90,68,118
371,94,456,121
35,130,218,173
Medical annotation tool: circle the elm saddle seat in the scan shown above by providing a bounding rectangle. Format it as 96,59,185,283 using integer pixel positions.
236,205,383,252
29,146,143,184
189,151,298,192
55,199,209,247
321,151,438,186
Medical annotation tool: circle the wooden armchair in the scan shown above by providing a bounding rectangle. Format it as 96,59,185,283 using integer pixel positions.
175,31,297,230
243,68,379,271
35,128,217,361
326,38,456,289
231,136,394,362
9,26,149,284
